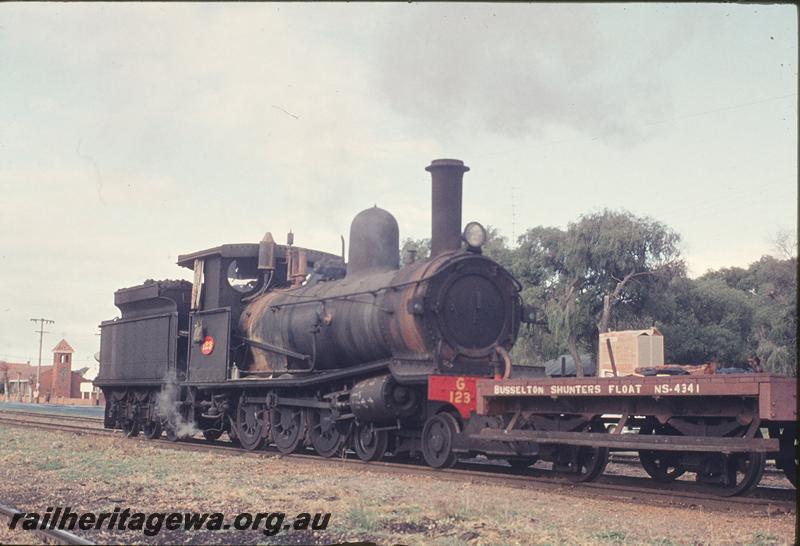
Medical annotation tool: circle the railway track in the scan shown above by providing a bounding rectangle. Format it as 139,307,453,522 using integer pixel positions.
0,502,94,545
0,409,103,425
0,411,794,516
608,453,786,476
0,410,787,476
0,412,109,434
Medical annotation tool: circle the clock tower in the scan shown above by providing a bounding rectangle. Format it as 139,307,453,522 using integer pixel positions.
51,339,74,399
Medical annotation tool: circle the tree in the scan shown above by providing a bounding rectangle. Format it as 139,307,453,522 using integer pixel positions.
771,227,797,260
747,256,797,375
481,226,513,266
399,225,509,266
699,255,797,375
655,277,754,365
400,237,430,266
510,210,683,376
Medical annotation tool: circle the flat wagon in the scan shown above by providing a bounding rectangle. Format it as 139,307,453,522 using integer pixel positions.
469,373,797,496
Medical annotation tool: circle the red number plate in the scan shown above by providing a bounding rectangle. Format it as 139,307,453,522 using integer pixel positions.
428,375,478,419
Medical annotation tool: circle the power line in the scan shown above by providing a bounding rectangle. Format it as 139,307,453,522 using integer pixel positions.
641,93,798,128
0,353,98,363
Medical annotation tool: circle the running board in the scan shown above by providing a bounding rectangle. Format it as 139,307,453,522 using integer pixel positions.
473,429,779,453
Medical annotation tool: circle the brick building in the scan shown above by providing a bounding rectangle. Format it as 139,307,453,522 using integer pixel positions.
0,360,38,400
0,339,87,401
40,339,84,400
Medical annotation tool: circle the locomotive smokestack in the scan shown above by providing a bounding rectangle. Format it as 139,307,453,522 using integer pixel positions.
426,159,470,256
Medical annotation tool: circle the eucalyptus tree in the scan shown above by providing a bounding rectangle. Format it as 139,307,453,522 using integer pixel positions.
512,210,683,376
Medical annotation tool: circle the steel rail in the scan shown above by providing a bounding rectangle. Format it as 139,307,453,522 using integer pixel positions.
0,502,94,545
0,409,102,424
0,415,112,435
608,452,785,475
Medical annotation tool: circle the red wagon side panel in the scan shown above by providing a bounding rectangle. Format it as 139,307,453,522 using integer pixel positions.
476,374,797,422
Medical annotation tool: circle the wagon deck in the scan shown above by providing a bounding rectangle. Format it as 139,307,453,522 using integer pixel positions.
476,373,796,420
472,373,796,454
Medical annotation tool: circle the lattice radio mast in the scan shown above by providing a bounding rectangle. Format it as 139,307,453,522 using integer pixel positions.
511,184,517,246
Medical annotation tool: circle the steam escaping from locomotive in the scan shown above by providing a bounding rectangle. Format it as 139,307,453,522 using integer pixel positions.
155,372,198,439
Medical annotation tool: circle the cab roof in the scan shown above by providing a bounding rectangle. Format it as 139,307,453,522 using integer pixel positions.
176,243,342,269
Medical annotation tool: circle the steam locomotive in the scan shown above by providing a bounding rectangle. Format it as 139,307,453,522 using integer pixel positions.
96,159,544,468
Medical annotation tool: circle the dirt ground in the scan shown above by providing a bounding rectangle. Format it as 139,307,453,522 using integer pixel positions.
0,425,796,545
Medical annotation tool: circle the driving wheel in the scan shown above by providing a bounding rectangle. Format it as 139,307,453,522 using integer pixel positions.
422,413,460,469
353,422,389,462
236,398,269,451
309,408,346,458
271,406,307,454
142,420,161,440
122,419,140,438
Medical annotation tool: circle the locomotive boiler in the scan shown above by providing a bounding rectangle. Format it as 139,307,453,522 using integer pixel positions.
240,160,520,376
96,159,541,467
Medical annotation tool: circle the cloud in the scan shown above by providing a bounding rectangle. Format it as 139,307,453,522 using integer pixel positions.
0,3,793,365
373,4,695,143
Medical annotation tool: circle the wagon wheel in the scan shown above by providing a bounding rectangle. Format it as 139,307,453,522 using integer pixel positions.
309,408,346,458
638,420,686,482
142,420,162,440
696,451,765,497
236,398,269,451
121,419,140,438
353,422,389,462
271,406,307,454
777,424,797,487
506,417,538,469
564,421,609,482
107,389,127,427
422,413,461,469
164,419,179,442
202,429,223,441
121,390,140,437
163,411,188,442
695,431,766,497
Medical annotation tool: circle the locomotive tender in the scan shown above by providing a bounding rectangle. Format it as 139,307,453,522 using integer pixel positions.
97,159,543,468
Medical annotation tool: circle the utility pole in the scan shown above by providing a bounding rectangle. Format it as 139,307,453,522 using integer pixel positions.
30,317,54,403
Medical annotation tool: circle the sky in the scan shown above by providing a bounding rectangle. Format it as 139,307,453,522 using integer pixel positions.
0,3,796,372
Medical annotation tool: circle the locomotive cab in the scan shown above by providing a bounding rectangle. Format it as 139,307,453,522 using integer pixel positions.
175,243,344,384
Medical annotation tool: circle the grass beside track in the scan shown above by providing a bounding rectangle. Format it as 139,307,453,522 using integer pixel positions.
0,425,795,545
